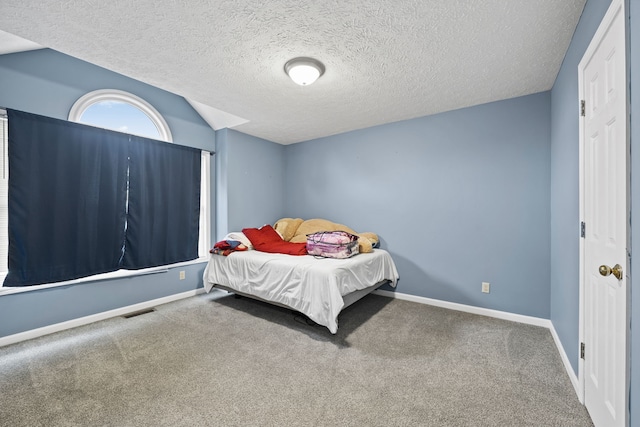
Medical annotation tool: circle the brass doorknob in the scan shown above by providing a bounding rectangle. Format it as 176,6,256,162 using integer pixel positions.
599,264,623,280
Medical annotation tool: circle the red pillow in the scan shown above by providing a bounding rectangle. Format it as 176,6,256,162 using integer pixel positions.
242,225,307,256
242,224,282,245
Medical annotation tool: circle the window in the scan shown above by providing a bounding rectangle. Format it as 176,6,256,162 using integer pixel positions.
0,91,210,289
68,89,172,141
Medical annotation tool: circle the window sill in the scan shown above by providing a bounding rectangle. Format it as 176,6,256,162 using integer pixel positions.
0,257,209,296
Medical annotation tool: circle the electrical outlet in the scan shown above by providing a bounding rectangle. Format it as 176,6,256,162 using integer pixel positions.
179,270,186,280
482,282,490,293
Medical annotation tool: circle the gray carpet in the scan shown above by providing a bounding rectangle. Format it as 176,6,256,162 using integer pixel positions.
0,292,593,427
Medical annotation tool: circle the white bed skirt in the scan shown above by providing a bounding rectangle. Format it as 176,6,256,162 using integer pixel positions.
202,249,399,333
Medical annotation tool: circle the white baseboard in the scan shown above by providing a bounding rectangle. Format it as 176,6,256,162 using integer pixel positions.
373,289,551,328
549,323,582,402
0,288,206,348
373,289,582,400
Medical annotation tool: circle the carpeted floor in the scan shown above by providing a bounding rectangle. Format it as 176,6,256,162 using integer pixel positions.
0,291,593,427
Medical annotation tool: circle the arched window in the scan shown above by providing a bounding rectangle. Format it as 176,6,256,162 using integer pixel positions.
68,89,173,141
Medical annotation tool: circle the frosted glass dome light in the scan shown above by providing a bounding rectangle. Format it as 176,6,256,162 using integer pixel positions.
285,57,325,86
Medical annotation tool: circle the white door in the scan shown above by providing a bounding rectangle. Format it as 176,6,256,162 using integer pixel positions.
579,0,628,426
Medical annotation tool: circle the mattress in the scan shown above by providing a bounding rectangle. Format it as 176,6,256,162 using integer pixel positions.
202,249,399,333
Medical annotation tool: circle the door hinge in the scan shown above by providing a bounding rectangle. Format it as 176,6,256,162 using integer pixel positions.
580,342,585,359
580,221,585,238
580,100,585,117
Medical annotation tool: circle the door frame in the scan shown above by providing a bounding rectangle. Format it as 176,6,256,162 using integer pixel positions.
577,0,630,421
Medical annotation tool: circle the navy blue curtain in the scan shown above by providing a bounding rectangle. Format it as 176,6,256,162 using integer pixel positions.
4,110,129,286
122,135,201,269
3,109,202,287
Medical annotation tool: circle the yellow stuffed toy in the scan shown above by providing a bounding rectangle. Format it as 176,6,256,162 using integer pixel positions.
273,218,379,253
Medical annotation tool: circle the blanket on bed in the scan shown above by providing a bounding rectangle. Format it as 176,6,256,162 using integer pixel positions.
210,240,248,256
242,224,307,256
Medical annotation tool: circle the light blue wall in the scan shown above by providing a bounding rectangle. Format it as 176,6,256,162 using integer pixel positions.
215,129,230,240
549,0,612,376
285,92,551,318
215,128,286,239
0,49,215,151
0,49,216,338
0,263,206,337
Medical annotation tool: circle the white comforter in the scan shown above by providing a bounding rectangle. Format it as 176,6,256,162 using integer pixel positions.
202,249,399,333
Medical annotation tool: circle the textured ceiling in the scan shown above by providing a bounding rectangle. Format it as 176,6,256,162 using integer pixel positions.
0,0,586,145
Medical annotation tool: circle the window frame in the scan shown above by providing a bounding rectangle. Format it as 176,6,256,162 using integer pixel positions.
68,89,173,142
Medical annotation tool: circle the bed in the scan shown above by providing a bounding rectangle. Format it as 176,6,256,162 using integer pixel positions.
202,248,399,333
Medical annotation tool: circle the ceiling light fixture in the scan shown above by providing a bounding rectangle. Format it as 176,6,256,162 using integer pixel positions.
284,57,325,86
